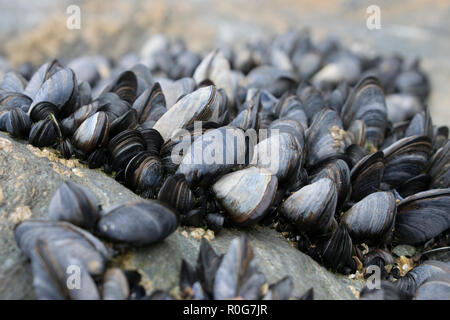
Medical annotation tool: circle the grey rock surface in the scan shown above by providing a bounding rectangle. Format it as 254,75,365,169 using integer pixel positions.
0,132,360,300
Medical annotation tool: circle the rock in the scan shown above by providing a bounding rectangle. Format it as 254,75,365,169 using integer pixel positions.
0,132,358,299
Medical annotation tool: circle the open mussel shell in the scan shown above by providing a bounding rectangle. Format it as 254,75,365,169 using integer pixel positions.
395,260,450,296
342,191,396,244
341,76,387,147
157,174,195,214
28,115,61,147
73,111,109,154
350,151,384,201
212,166,278,226
30,239,100,300
281,178,337,236
306,108,347,167
394,188,450,244
176,126,246,186
153,85,222,141
124,151,164,198
382,135,432,189
108,128,146,171
48,181,100,230
310,159,351,210
251,132,301,183
96,200,178,245
5,108,31,139
14,219,109,276
102,268,130,300
414,275,450,300
315,224,356,274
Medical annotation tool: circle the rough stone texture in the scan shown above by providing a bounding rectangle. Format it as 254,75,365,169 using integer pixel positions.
0,132,361,300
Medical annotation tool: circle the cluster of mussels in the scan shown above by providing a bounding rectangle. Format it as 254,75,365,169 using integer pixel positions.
1,30,449,299
14,181,310,300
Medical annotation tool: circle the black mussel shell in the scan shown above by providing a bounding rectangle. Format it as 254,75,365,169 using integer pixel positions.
306,108,346,167
5,108,31,138
87,148,109,169
132,82,166,124
382,135,432,189
414,275,450,300
14,219,109,276
281,178,337,236
310,159,351,210
251,131,302,183
124,152,164,198
108,128,146,171
28,116,61,147
315,224,356,274
73,111,109,154
350,151,384,201
109,109,137,137
427,140,450,188
395,188,450,244
29,101,58,122
176,126,246,186
205,212,225,232
395,260,450,296
48,181,100,229
30,239,100,300
140,127,164,155
157,174,195,214
96,200,178,245
213,235,266,300
58,139,74,159
212,166,278,226
341,76,387,147
342,191,396,244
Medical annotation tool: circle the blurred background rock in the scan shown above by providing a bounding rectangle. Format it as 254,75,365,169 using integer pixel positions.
0,0,449,125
